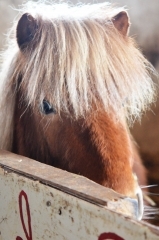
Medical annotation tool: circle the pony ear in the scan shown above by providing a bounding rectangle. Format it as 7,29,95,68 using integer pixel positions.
112,11,130,36
16,13,38,49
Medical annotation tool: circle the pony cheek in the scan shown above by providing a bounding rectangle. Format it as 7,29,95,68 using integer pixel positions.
40,117,75,157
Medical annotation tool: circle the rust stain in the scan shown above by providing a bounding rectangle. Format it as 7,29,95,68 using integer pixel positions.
58,208,62,215
70,217,74,223
50,192,54,197
0,217,7,224
46,201,51,207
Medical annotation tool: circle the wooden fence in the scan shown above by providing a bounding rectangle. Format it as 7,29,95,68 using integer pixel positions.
0,150,159,240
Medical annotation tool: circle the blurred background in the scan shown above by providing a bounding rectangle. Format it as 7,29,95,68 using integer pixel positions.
0,0,159,225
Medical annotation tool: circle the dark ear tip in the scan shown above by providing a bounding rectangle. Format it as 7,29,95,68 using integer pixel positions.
16,13,38,49
113,11,128,21
113,11,130,36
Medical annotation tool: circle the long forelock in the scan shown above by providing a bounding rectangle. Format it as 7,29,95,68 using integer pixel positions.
0,1,157,137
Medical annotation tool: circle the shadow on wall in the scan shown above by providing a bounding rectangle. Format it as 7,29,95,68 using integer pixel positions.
0,0,159,225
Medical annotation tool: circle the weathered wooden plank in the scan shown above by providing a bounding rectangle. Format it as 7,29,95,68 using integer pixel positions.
0,150,138,218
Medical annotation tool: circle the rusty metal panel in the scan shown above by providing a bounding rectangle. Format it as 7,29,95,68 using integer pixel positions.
0,151,159,240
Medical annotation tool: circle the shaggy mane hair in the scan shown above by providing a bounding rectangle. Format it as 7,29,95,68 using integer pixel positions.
0,1,156,150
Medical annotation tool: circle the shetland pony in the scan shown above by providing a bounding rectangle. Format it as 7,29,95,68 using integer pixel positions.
0,1,156,219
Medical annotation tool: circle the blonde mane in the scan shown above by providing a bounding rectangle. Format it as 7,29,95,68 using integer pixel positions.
0,1,156,150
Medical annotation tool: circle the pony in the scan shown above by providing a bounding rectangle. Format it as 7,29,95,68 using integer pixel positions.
0,1,156,219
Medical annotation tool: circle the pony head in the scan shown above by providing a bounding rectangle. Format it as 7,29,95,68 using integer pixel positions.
3,1,155,121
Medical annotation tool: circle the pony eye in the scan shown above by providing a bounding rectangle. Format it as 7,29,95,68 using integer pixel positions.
41,100,56,115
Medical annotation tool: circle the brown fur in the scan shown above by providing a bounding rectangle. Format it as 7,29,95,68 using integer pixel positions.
13,94,136,196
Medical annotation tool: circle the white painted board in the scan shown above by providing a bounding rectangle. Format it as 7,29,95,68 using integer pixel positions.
0,151,159,240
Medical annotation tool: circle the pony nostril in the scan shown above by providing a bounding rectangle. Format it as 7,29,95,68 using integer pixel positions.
136,187,144,220
41,99,56,115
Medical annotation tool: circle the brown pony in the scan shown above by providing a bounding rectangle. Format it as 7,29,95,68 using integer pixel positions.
0,1,156,219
